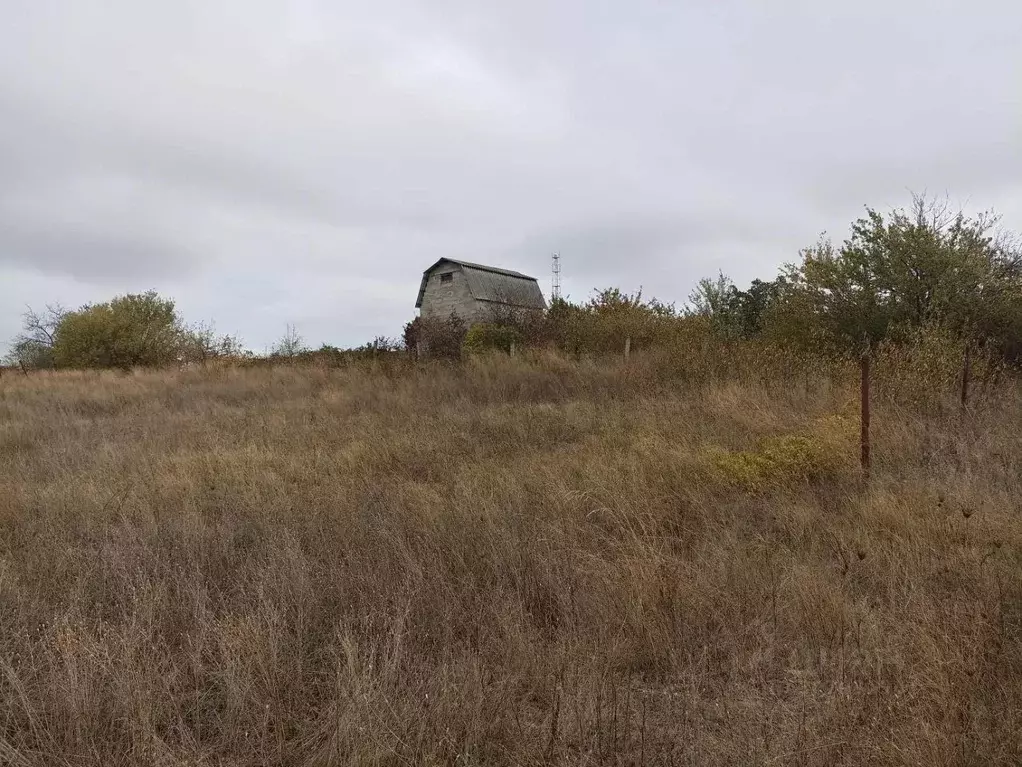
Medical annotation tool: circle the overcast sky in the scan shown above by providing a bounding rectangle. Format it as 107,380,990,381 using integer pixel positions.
1,1,1020,352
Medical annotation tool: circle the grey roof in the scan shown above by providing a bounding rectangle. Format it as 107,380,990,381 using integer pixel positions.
436,258,536,280
416,258,547,310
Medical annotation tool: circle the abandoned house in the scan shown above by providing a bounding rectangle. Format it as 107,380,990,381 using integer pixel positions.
415,259,547,323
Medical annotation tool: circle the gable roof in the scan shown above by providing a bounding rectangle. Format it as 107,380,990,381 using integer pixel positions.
415,259,547,310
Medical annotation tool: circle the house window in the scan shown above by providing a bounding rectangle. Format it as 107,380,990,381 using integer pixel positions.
439,273,453,283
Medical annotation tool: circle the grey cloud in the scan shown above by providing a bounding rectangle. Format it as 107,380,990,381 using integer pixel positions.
507,206,813,296
805,135,1022,218
0,213,193,283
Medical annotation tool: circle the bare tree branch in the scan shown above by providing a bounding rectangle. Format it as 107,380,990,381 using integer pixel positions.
20,303,67,348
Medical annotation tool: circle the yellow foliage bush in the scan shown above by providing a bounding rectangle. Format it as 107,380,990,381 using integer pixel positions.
705,414,854,493
873,322,1001,411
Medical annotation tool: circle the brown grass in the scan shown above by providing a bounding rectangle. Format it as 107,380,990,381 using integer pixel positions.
0,354,1020,765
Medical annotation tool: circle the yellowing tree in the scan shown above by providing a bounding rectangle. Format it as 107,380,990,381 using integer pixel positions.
53,291,182,369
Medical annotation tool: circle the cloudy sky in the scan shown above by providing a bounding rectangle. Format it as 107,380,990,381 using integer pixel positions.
1,1,1020,352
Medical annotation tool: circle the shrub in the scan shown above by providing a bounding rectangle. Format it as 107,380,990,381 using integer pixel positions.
53,292,181,370
463,323,523,355
705,414,854,493
177,322,244,365
873,321,1002,411
543,289,689,356
294,338,403,366
405,313,467,360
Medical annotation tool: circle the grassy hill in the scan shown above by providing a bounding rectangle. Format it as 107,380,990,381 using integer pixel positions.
0,354,1019,765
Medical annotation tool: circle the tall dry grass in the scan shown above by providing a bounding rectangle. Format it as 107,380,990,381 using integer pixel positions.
0,353,1019,765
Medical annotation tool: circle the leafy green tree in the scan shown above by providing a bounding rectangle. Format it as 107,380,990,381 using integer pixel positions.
729,279,785,338
542,297,587,353
53,291,183,369
177,321,245,364
686,272,735,320
758,275,822,350
686,273,786,340
402,317,423,353
463,322,523,354
579,288,678,352
404,313,467,360
778,195,1022,354
270,324,306,360
4,339,51,369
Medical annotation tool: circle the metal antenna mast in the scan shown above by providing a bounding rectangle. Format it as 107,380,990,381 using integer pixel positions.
551,252,562,301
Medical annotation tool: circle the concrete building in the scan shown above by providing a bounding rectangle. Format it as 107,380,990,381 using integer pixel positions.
415,259,547,323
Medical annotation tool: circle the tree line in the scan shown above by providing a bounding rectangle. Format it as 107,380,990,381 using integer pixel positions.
694,195,1022,359
6,194,1022,370
414,194,1022,364
5,292,244,370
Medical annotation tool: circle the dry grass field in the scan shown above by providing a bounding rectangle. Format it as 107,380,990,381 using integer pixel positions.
0,354,1020,765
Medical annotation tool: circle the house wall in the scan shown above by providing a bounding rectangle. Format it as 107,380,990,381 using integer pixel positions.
418,266,484,320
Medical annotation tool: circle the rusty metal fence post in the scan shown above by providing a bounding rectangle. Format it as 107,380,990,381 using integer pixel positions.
860,351,871,481
960,342,971,410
